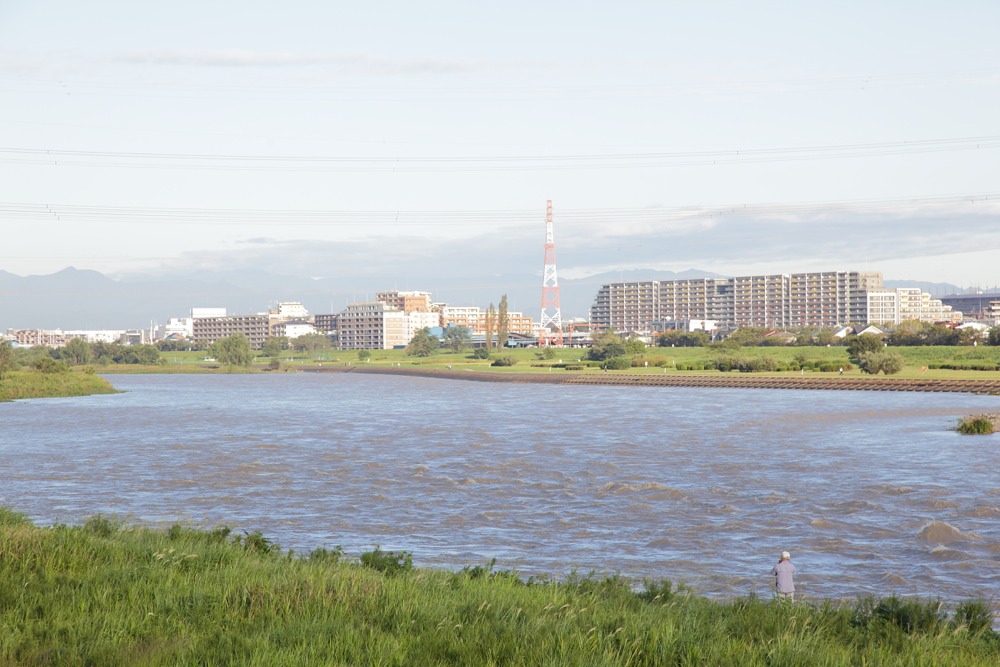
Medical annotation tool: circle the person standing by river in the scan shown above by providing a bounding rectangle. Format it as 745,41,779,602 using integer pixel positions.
772,551,796,601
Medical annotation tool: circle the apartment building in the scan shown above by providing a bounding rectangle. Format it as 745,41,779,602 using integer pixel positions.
375,291,433,314
192,314,270,349
591,271,888,332
337,302,408,350
896,288,959,323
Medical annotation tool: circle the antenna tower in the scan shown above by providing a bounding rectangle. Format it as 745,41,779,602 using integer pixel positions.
539,199,564,346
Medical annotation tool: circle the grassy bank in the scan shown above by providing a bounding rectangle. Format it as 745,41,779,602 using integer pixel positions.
0,509,996,666
0,370,119,402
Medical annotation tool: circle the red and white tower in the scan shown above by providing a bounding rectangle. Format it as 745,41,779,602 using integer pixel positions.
539,199,564,346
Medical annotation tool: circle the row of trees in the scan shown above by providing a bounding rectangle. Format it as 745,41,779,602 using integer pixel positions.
655,323,1000,348
0,339,163,372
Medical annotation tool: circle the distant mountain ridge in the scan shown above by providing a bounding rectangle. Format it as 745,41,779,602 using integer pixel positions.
0,267,963,331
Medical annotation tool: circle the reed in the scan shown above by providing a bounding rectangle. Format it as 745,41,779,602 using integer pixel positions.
0,370,119,402
1,508,997,666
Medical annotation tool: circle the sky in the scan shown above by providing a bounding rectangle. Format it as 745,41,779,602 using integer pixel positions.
2,1,999,298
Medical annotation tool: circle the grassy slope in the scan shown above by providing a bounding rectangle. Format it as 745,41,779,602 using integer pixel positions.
89,345,1000,381
0,371,119,402
0,509,997,666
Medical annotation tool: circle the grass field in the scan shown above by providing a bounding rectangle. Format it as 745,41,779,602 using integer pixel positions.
1,508,997,666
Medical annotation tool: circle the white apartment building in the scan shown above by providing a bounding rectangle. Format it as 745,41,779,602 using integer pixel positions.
591,270,957,332
270,302,309,320
592,271,882,332
865,290,901,326
896,288,960,324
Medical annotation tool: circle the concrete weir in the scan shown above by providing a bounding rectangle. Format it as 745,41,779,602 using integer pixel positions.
303,366,1000,395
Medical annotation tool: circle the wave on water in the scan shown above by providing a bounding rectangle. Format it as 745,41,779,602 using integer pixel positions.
971,506,1000,517
929,545,972,561
833,500,882,514
881,573,908,586
916,521,981,545
596,482,687,498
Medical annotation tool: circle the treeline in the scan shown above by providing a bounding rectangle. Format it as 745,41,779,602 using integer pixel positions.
657,321,1000,348
0,338,162,374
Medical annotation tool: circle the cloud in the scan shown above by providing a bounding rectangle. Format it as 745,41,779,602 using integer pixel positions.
109,50,527,76
127,201,1000,303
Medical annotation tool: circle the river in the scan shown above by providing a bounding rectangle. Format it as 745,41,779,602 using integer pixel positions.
2,373,998,602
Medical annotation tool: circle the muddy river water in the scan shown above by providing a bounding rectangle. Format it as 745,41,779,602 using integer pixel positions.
2,373,998,602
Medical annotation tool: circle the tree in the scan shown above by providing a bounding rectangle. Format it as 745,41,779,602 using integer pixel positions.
587,330,628,361
442,325,471,353
658,331,709,347
988,326,1000,347
292,334,331,356
0,340,16,379
846,334,884,363
726,327,768,346
497,295,509,350
406,328,439,357
212,334,254,367
484,303,496,351
624,337,646,355
59,337,93,366
857,350,904,375
261,336,290,358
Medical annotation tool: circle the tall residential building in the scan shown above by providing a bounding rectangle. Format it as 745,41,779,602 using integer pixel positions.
192,314,271,349
337,302,408,350
590,271,886,332
376,291,433,314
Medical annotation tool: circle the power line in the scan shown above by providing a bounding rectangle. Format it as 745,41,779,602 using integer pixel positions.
0,135,998,173
2,193,996,227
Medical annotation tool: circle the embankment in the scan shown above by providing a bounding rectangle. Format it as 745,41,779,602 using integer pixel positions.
303,365,1000,394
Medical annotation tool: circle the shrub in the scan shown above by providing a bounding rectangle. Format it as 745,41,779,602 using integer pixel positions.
32,357,69,373
851,595,947,634
308,546,345,564
236,530,278,555
952,599,995,634
83,515,117,538
857,350,904,375
603,356,631,370
491,356,517,367
471,348,491,359
957,416,995,435
637,578,686,603
360,546,412,575
712,356,778,372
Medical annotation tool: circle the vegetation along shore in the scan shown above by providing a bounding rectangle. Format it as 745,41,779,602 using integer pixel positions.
0,508,997,666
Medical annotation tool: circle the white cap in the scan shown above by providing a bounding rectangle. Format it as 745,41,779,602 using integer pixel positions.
781,551,791,560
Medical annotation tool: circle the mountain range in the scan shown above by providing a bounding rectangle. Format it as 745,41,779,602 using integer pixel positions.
0,267,965,331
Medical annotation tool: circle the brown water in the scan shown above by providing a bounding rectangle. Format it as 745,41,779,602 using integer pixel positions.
2,373,998,602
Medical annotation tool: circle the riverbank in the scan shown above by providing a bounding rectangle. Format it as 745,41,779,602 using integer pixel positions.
0,370,119,402
1,507,996,666
303,364,1000,395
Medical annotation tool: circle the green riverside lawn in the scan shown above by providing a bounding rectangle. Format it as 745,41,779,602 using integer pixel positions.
84,344,1000,381
0,509,997,666
0,370,119,402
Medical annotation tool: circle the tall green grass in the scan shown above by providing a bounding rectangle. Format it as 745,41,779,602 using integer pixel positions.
0,370,119,402
1,508,997,665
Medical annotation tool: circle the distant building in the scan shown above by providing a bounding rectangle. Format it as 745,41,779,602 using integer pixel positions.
375,291,433,314
192,314,270,349
272,321,316,339
939,292,1000,319
591,271,958,332
337,302,408,350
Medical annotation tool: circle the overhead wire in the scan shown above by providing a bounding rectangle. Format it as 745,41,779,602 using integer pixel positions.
1,193,996,227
